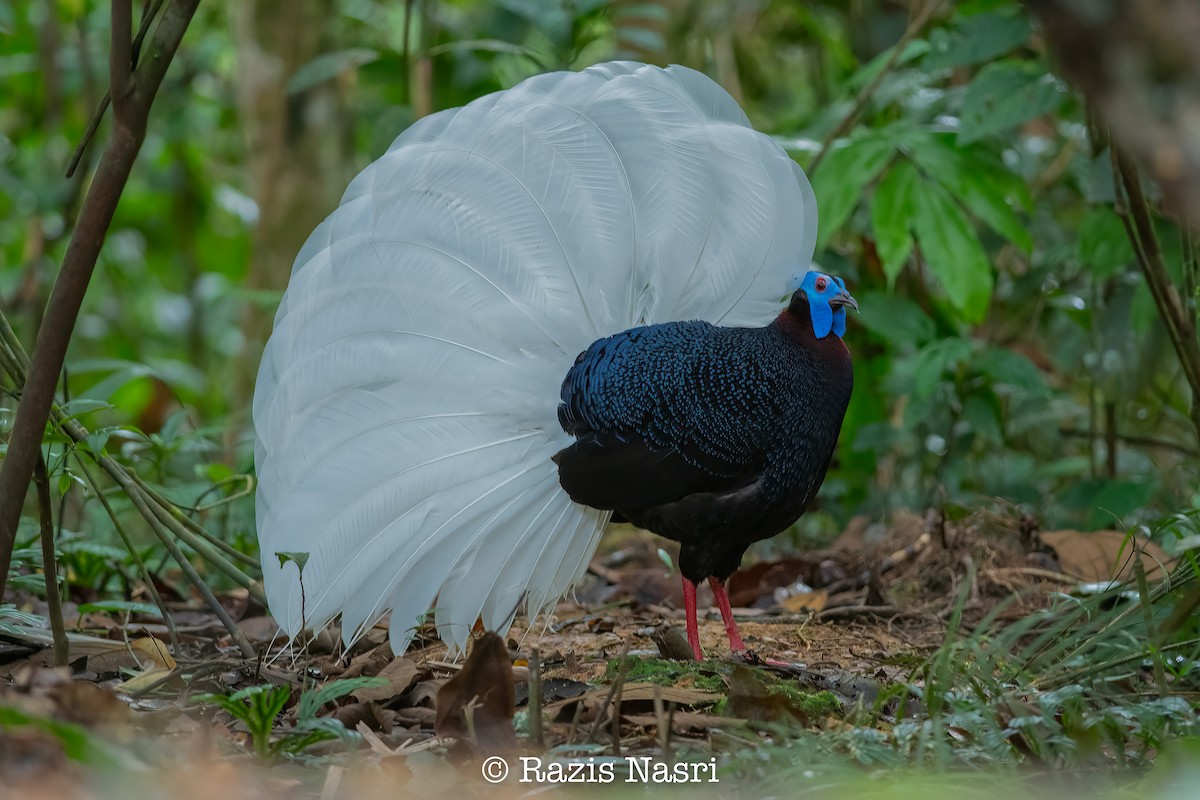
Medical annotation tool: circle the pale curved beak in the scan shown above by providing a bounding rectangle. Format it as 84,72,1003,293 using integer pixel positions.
830,289,859,313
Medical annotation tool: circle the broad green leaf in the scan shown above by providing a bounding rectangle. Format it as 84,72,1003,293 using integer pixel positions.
925,10,1031,70
77,601,163,619
1057,479,1157,529
1036,456,1093,479
0,706,113,764
850,39,931,89
854,291,936,346
977,348,1047,395
906,136,1032,250
871,160,917,283
82,427,113,456
911,181,994,321
57,398,113,420
297,677,388,721
272,719,347,757
963,393,1003,444
60,541,125,560
425,39,550,71
910,338,972,398
287,49,379,95
958,60,1068,144
811,135,897,247
277,551,310,572
1078,207,1134,276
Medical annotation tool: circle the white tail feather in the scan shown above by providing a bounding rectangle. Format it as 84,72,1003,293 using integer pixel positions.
254,61,817,654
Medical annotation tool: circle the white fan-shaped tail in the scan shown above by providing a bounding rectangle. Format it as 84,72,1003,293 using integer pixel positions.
254,61,818,654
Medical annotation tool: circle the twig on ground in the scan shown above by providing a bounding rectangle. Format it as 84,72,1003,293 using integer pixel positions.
817,605,899,620
652,685,674,758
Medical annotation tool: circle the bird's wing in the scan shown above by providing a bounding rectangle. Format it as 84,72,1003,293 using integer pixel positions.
254,62,817,655
553,435,757,511
558,321,784,471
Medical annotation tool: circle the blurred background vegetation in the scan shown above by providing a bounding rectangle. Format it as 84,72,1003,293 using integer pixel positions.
1,0,1198,602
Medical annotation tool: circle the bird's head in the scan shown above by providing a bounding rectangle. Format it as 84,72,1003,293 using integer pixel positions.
787,271,858,339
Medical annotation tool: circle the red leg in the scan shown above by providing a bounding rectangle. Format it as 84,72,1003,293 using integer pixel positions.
708,576,746,652
681,577,704,660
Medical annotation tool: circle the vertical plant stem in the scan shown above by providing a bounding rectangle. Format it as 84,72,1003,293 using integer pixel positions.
1111,146,1200,447
0,0,200,602
73,454,179,650
1132,554,1168,697
126,484,256,659
33,455,68,666
1104,400,1117,477
589,640,632,743
529,647,543,750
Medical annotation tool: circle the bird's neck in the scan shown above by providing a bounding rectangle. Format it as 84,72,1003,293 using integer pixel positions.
773,306,850,362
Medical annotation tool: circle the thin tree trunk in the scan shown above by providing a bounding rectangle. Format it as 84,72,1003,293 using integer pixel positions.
229,0,353,402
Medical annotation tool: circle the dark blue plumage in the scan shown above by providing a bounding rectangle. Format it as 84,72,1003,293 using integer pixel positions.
553,271,856,658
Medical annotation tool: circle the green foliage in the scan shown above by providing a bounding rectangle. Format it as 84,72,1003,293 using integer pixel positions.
957,60,1068,144
783,0,1196,539
1,1,1198,791
925,7,1031,70
1,0,1197,756
0,706,119,766
195,677,386,761
605,655,726,693
196,684,290,761
911,177,995,321
871,160,917,284
721,522,1200,782
812,132,896,247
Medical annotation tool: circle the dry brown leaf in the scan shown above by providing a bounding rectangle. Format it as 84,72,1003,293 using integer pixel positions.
130,637,175,670
780,589,828,612
85,648,146,676
406,679,445,708
728,558,820,607
337,641,393,680
114,669,171,695
47,679,130,727
434,632,517,754
113,637,177,695
332,701,395,733
236,615,284,644
352,656,420,702
1040,530,1175,582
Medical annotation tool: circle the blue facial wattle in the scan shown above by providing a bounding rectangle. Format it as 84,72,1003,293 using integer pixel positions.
797,272,850,340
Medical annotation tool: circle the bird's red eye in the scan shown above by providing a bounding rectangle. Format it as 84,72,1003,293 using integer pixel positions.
815,276,828,291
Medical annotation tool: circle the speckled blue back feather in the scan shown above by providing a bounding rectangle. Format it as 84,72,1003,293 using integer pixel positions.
559,317,842,487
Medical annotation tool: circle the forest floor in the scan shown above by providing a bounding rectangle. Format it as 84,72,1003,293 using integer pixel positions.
0,510,1193,799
